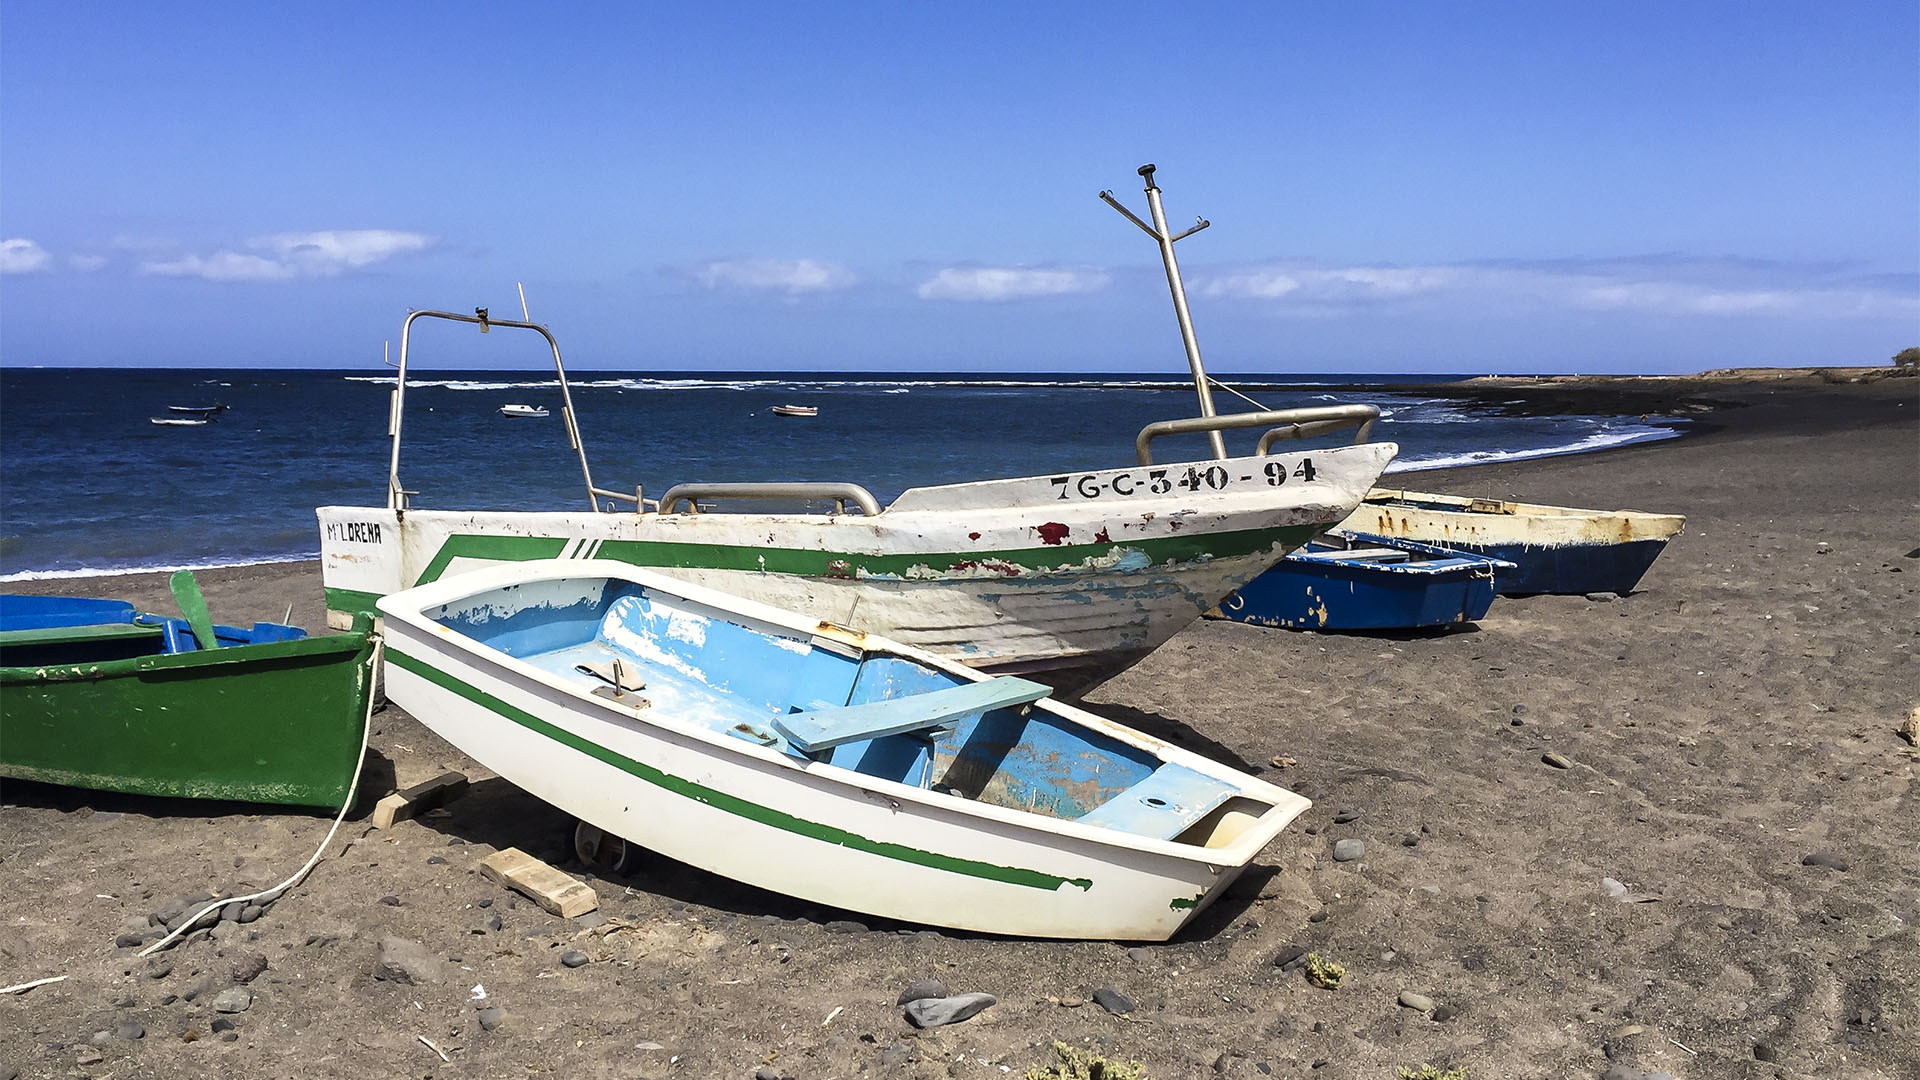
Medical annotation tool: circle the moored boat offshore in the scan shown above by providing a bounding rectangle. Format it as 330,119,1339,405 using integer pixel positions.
376,559,1312,940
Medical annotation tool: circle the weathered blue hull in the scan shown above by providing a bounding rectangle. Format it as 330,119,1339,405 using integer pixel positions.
1208,536,1510,631
1335,490,1687,597
1394,535,1674,596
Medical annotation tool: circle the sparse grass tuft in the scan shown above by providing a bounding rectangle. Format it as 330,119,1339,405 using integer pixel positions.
1397,1064,1469,1080
1304,951,1345,989
1025,1040,1151,1080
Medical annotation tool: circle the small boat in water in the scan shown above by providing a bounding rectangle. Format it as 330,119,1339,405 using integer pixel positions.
770,404,818,417
0,573,377,809
151,403,228,426
1208,533,1512,631
499,403,549,418
377,559,1311,940
1336,490,1685,596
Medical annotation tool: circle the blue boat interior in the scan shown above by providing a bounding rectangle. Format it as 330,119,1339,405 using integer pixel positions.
427,578,1270,845
0,593,307,666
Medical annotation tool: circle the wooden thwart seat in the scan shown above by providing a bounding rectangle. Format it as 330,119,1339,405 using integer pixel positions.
774,675,1051,754
1076,763,1240,840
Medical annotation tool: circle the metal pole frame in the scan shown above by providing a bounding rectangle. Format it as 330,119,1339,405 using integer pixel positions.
386,308,602,513
1102,163,1226,459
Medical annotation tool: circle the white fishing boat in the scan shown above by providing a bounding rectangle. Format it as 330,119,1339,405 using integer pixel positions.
770,404,818,417
376,559,1311,940
149,417,210,427
499,403,549,418
320,171,1400,691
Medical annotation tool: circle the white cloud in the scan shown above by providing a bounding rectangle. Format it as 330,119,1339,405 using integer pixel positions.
693,258,854,295
0,238,52,274
255,230,435,274
916,266,1111,302
1197,257,1918,319
138,229,436,282
142,251,298,282
68,254,109,272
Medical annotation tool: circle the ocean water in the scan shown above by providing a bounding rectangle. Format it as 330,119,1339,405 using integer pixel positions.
0,368,1682,579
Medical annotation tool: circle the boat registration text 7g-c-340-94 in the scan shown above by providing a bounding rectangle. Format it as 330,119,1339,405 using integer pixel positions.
1049,457,1320,500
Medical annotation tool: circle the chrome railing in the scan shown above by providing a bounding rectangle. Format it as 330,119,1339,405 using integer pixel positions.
658,482,882,517
1135,404,1381,465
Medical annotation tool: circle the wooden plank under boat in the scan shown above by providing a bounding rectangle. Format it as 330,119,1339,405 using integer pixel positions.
1207,532,1513,630
0,593,377,809
1336,489,1686,596
376,559,1312,940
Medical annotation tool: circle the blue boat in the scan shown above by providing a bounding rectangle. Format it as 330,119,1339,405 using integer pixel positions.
1207,534,1513,631
0,590,306,657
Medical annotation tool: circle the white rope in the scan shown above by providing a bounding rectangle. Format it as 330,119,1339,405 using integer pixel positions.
141,636,385,957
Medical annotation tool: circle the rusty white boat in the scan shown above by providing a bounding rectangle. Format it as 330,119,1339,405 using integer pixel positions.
377,559,1311,939
320,168,1399,691
1336,490,1685,595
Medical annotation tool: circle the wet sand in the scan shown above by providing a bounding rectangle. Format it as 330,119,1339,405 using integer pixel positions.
2,374,1915,1080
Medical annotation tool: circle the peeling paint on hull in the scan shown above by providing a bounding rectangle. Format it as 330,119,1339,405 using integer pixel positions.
1339,489,1685,595
322,444,1399,683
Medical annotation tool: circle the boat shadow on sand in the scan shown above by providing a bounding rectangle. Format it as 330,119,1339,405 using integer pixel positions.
412,762,1276,944
0,751,398,822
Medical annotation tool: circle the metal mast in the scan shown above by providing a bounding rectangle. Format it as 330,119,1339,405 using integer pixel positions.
1101,164,1225,460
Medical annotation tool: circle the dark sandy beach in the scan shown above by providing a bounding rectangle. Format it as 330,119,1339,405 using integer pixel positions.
2,373,1914,1080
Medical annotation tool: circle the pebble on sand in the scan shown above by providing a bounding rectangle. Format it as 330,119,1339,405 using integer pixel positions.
1332,838,1365,862
895,979,948,1006
477,1006,505,1031
372,937,448,985
560,950,590,968
903,991,996,1028
1397,991,1435,1013
211,987,252,1013
1091,987,1135,1014
1801,851,1850,872
1542,752,1573,769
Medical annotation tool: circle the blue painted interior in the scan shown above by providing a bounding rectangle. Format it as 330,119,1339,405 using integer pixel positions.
0,595,138,631
425,574,1254,836
774,677,1051,752
0,593,308,654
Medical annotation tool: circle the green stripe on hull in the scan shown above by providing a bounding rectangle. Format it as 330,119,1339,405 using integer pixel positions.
387,649,1095,894
326,586,383,616
413,524,1315,587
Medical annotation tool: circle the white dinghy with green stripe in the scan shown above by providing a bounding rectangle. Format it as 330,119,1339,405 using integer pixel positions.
319,308,1396,693
376,559,1311,940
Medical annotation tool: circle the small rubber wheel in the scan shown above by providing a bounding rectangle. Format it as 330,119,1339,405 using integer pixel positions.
572,819,637,874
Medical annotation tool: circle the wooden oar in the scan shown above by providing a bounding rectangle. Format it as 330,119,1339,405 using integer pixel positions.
169,570,220,651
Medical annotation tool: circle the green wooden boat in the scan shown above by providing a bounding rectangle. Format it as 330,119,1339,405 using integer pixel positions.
0,579,377,810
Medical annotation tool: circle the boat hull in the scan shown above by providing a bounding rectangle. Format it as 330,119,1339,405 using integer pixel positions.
0,614,376,808
323,443,1399,691
1209,537,1507,630
377,563,1309,940
1337,490,1685,596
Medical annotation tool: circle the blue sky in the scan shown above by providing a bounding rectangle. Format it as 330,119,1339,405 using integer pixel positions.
1,3,1914,373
